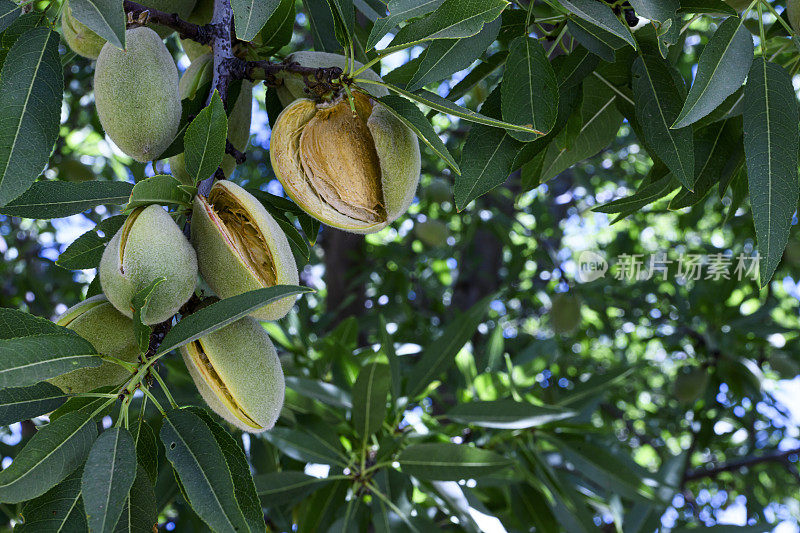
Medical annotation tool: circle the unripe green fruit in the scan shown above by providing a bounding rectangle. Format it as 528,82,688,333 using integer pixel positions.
180,0,213,61
61,1,106,59
191,181,298,320
674,366,708,404
180,316,284,432
789,0,800,37
426,178,452,203
723,0,751,11
100,205,198,325
94,27,181,162
169,54,252,184
49,295,139,394
550,293,582,335
271,91,421,234
275,52,388,107
414,219,449,247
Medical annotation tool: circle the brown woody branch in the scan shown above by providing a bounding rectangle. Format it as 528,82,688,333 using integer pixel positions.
684,447,800,481
123,0,214,44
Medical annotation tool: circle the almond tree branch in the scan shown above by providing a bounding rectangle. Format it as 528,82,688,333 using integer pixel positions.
683,447,800,481
123,0,214,44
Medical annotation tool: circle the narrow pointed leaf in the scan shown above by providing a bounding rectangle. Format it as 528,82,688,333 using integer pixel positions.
263,427,348,466
157,285,312,356
113,463,158,533
743,59,800,286
69,0,125,49
501,36,558,141
367,0,444,50
387,0,508,50
232,0,281,41
0,29,63,207
160,408,250,532
0,382,66,426
446,400,577,429
632,54,695,189
374,94,460,173
0,405,99,503
379,314,402,400
559,0,636,49
184,91,228,183
0,308,72,339
407,295,492,397
0,1,20,33
81,428,137,533
397,443,513,480
15,470,86,532
0,334,101,389
0,180,134,219
285,376,352,409
672,16,753,129
352,363,391,438
125,175,191,211
628,0,678,23
455,88,523,209
254,471,332,506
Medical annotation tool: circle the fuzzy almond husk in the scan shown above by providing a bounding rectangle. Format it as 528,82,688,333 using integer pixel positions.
94,27,180,162
270,92,420,234
191,181,298,320
100,205,197,325
49,295,139,394
181,317,284,432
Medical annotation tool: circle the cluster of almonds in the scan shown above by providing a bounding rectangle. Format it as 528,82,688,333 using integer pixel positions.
57,4,422,433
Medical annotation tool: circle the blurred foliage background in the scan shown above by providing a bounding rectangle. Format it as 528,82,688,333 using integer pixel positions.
1,1,799,531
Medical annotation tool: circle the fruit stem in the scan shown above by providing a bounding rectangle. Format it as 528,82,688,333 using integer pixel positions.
141,386,167,415
101,354,138,373
123,1,213,45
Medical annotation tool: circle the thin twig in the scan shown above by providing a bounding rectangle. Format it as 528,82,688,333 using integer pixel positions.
123,0,213,44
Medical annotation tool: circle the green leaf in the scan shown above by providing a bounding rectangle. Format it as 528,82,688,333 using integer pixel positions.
743,58,800,287
446,400,576,429
387,0,508,51
0,404,100,503
258,0,295,51
57,215,126,270
0,180,134,219
69,0,125,49
156,285,312,356
367,0,444,50
669,116,743,209
113,463,158,533
628,0,678,23
131,277,167,352
594,164,678,220
407,295,492,397
303,0,340,52
533,76,623,183
130,419,158,484
254,471,332,506
544,435,658,501
0,382,66,426
232,0,281,42
0,334,101,389
0,29,63,207
0,0,19,34
566,16,628,63
632,54,695,189
672,16,753,129
556,46,599,89
81,428,137,533
559,0,636,49
352,363,391,438
406,17,499,92
190,407,266,532
677,0,736,16
184,91,228,184
378,314,401,400
327,0,354,48
455,87,522,210
374,94,460,174
160,408,250,532
397,442,513,480
263,427,348,466
125,175,191,211
15,470,87,532
285,376,352,409
502,36,558,141
0,308,73,339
